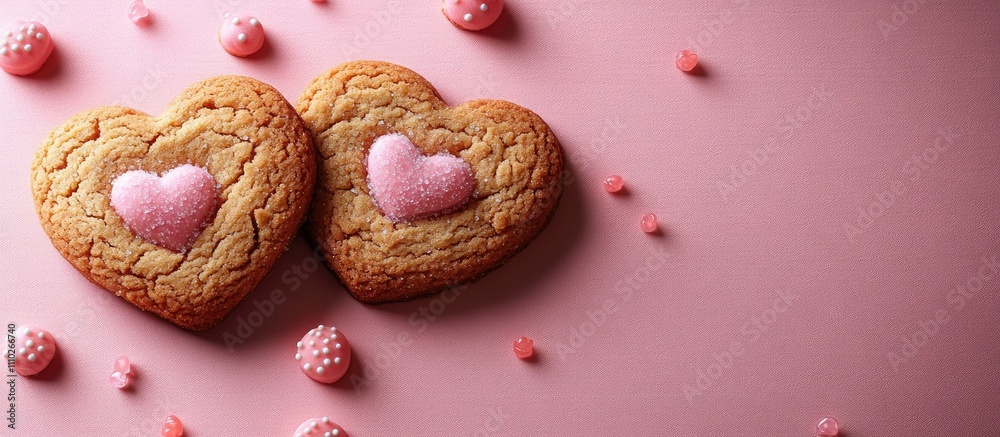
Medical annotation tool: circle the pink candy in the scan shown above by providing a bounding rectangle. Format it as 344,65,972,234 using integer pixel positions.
110,355,132,389
162,415,184,437
513,337,533,359
110,164,217,253
0,21,54,76
604,175,624,193
293,417,346,437
816,417,840,437
219,14,264,57
128,0,150,24
296,325,351,384
640,213,658,233
442,0,504,31
13,326,56,376
676,49,699,72
366,134,475,222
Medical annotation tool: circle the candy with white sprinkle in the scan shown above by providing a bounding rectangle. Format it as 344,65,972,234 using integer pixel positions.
442,0,503,31
14,325,57,376
0,20,54,76
219,14,264,57
293,416,346,437
295,325,351,383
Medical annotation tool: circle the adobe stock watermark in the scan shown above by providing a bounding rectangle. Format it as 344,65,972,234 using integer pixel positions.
125,396,176,437
222,246,328,352
684,0,749,55
842,126,960,243
340,1,402,59
545,0,586,30
876,0,930,41
211,0,243,20
109,65,165,108
562,116,625,187
554,245,670,362
717,85,835,201
27,0,70,24
464,406,511,437
888,253,998,371
682,290,800,404
348,284,469,393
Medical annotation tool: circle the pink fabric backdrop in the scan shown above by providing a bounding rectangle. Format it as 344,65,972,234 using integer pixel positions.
2,1,999,435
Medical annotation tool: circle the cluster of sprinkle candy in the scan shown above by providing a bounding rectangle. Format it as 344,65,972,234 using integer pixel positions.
0,21,53,76
296,325,351,384
219,14,265,57
293,416,345,437
13,326,57,376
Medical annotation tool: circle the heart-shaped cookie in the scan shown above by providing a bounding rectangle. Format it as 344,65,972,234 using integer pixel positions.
296,61,563,303
31,76,316,330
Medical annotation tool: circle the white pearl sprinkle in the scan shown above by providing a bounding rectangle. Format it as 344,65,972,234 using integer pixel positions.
325,433,331,437
11,44,18,52
16,34,24,42
322,347,330,354
22,328,30,335
463,13,474,22
1,48,7,56
28,24,35,33
312,350,321,357
334,357,342,365
322,338,330,345
317,324,325,330
309,340,315,347
3,30,11,38
237,33,246,42
297,341,303,348
37,332,44,339
323,358,331,366
333,430,340,436
27,354,36,362
295,353,302,360
331,326,337,331
304,363,312,371
335,343,342,349
18,348,25,355
314,331,322,337
18,26,25,32
37,346,44,352
311,421,318,428
23,44,31,53
316,366,325,374
25,340,33,348
250,18,259,27
332,334,338,340
232,17,240,25
35,32,43,40
480,3,488,11
322,417,330,424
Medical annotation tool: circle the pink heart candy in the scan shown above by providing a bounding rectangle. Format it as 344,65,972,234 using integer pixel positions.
110,164,216,252
366,134,475,222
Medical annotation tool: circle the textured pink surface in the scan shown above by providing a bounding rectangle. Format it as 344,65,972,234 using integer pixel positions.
366,134,476,222
1,1,999,435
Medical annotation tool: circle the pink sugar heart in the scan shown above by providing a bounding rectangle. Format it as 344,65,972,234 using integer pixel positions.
366,134,475,222
110,164,216,252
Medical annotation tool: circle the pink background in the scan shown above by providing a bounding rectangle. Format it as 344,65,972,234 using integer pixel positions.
2,1,999,435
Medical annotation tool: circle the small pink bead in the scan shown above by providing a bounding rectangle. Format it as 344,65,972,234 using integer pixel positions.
815,417,839,437
676,49,699,72
603,175,624,193
110,355,132,389
13,326,57,376
162,415,184,437
513,337,533,359
128,0,150,24
640,213,658,233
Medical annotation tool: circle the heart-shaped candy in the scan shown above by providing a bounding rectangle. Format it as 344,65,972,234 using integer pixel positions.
32,76,316,330
366,134,475,222
297,61,563,303
111,165,216,252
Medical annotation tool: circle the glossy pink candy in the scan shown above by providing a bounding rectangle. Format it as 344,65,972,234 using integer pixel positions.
641,213,658,233
816,417,839,437
0,20,54,76
110,355,131,389
219,14,264,57
128,0,150,24
513,337,534,359
442,0,503,31
293,417,345,437
604,175,624,193
296,325,351,384
110,165,216,253
13,326,56,376
162,415,183,437
676,49,699,72
366,134,475,222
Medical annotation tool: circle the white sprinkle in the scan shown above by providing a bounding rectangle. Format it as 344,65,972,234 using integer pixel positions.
323,358,331,366
304,363,311,371
23,44,32,53
22,328,31,335
37,332,44,339
318,324,325,330
25,340,33,348
322,347,330,354
297,341,303,348
18,348,25,355
334,357,341,365
309,340,315,347
0,48,7,56
316,366,325,374
232,17,240,25
28,24,36,33
295,353,302,360
36,32,44,40
3,30,11,37
332,333,338,340
312,350,320,357
250,18,259,27
322,417,331,424
18,26,25,32
16,34,23,42
335,343,342,350
463,13,474,22
333,430,340,436
37,346,44,352
237,33,246,42
10,44,18,52
27,354,36,362
480,3,488,11
322,338,330,345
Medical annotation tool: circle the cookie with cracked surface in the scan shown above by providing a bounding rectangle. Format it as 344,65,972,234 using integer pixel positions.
31,76,316,331
296,60,563,304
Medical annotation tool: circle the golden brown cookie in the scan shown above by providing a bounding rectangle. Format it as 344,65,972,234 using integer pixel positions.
31,76,316,331
296,61,563,303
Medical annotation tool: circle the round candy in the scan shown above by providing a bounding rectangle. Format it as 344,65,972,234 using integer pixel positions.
676,49,699,72
0,20,54,76
816,417,840,437
513,336,533,359
162,415,184,437
442,0,503,31
13,326,57,376
640,213,658,233
603,175,624,193
293,417,346,437
219,14,264,57
128,0,150,24
295,325,350,384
